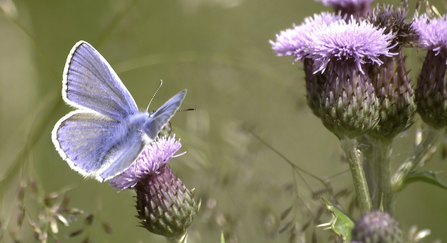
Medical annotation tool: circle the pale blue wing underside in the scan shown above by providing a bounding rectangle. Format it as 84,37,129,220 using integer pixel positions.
52,111,145,181
146,90,187,139
62,41,139,120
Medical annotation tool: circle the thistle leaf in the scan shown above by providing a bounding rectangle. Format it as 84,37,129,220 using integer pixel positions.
398,170,447,191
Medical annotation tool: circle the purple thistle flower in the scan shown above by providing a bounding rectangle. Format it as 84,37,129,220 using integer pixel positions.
271,13,396,74
110,136,200,239
308,17,396,73
270,12,342,61
307,17,392,138
109,135,185,190
271,13,397,138
316,0,374,16
413,14,447,128
412,14,447,55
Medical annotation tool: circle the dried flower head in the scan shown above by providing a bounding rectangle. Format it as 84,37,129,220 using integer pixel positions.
367,4,417,51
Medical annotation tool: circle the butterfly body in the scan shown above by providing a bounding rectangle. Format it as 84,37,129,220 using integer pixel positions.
52,41,186,182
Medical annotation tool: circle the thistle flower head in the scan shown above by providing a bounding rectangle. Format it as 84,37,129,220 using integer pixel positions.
272,13,397,138
319,62,380,138
270,12,342,61
271,14,396,73
308,17,396,74
316,0,374,16
412,14,447,55
413,15,447,128
367,5,416,51
109,135,185,190
304,18,395,138
134,165,200,238
352,210,403,243
109,136,199,239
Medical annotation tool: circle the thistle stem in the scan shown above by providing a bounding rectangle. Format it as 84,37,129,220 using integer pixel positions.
341,137,372,213
370,138,393,212
391,125,445,193
166,232,188,243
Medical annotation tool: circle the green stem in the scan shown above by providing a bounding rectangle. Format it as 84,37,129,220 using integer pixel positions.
341,137,372,213
166,232,188,243
370,138,393,212
391,125,445,193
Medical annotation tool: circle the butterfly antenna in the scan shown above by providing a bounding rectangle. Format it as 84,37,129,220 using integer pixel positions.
146,80,163,111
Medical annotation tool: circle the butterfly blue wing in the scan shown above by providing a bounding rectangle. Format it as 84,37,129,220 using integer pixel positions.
52,111,146,181
62,41,139,120
96,130,146,180
53,41,186,182
145,90,187,139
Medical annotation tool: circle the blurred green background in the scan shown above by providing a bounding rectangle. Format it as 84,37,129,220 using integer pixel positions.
1,0,447,242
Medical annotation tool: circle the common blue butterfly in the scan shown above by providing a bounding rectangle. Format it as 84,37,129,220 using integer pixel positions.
51,41,186,182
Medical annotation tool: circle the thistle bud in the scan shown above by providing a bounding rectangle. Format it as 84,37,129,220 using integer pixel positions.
415,50,447,128
368,55,416,140
135,165,200,238
319,60,380,138
304,58,326,117
352,210,403,243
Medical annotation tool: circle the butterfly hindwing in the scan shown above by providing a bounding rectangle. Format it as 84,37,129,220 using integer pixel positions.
52,111,146,181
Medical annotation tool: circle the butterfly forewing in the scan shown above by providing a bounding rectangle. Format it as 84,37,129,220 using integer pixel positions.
63,41,139,120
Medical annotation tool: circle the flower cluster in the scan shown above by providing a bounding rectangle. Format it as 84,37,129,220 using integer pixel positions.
270,4,418,140
271,0,447,241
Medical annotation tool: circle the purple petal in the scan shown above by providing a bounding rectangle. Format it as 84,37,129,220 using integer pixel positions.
412,14,447,55
270,12,343,60
109,135,185,190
